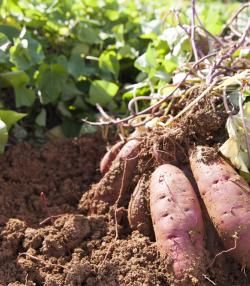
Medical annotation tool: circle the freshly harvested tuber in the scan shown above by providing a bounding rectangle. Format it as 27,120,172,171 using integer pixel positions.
95,139,141,206
150,164,205,279
190,146,250,268
100,141,125,174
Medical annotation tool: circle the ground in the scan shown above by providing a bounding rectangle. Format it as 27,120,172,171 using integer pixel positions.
0,134,249,286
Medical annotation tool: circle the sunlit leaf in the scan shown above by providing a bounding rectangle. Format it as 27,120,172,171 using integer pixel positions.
88,80,119,107
105,10,120,21
99,50,120,79
0,109,26,130
10,34,44,70
134,44,157,77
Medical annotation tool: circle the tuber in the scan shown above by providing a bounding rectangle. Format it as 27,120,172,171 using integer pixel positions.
150,164,205,279
190,146,250,268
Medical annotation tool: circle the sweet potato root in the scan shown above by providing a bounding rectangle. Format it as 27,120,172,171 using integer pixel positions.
128,175,153,237
100,141,125,174
150,164,205,279
189,146,250,268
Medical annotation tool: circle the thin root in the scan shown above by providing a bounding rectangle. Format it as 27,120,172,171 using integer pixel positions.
207,233,238,269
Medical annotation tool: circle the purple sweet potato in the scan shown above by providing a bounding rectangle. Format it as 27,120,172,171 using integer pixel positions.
100,141,125,174
150,164,205,279
190,146,250,268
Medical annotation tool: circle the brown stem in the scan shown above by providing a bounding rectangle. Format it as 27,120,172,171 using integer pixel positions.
222,3,250,35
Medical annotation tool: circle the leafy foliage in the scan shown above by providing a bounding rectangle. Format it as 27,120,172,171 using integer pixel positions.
0,0,242,152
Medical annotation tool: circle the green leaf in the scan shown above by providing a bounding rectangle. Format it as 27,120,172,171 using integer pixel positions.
118,45,138,59
105,10,120,21
0,71,29,87
0,25,20,41
15,85,36,107
161,59,177,74
160,26,186,49
68,44,89,78
10,33,44,70
134,44,157,77
0,109,26,130
35,109,46,127
0,119,8,153
61,80,83,101
73,96,88,110
99,50,120,79
0,50,9,64
141,19,162,39
36,63,68,104
0,32,10,49
88,80,119,107
76,24,101,44
0,32,10,63
0,71,36,107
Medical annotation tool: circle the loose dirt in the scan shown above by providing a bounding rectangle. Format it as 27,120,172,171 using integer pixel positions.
0,134,249,286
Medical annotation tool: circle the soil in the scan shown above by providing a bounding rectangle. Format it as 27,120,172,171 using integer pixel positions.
0,130,249,285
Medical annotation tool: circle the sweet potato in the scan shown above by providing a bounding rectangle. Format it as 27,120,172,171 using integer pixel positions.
128,175,153,237
150,164,205,279
116,139,141,160
100,141,125,174
189,146,250,268
95,139,141,205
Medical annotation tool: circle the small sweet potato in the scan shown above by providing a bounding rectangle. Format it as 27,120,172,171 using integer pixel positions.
100,141,125,174
128,175,153,237
189,146,250,268
116,139,141,160
150,164,205,279
95,139,141,205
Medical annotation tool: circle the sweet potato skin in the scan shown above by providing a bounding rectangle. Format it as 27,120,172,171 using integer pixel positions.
116,139,141,160
150,164,205,278
190,146,250,268
100,141,125,174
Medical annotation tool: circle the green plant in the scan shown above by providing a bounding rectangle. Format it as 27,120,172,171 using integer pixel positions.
0,0,242,152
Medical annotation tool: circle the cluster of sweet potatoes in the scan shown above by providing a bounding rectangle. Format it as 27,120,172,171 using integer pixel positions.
95,139,250,281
